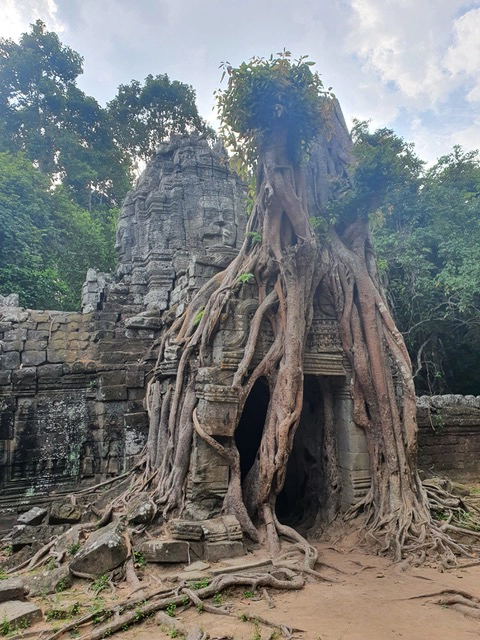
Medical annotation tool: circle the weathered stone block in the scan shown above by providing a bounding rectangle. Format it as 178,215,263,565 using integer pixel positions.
11,524,65,551
36,364,63,378
4,328,27,341
126,492,155,524
124,412,148,428
1,340,23,352
139,540,189,563
18,506,48,526
1,351,21,369
126,368,145,388
169,521,203,541
100,371,126,387
25,564,72,596
47,348,77,363
0,601,42,629
98,385,128,401
69,523,128,576
204,541,245,562
49,502,83,524
0,578,27,603
0,370,12,385
22,350,47,366
24,339,48,351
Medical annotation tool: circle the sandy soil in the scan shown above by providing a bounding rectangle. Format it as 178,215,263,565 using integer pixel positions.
28,527,480,640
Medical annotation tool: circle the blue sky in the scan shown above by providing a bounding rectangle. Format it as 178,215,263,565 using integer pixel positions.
2,0,480,163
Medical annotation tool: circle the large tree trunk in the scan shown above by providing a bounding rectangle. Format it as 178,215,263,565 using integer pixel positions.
143,99,469,561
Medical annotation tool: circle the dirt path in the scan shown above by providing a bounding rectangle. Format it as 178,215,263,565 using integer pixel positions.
114,541,480,640
28,532,480,640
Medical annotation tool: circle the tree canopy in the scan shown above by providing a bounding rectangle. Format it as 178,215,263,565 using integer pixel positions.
107,73,210,168
0,20,130,210
0,151,116,309
352,127,480,394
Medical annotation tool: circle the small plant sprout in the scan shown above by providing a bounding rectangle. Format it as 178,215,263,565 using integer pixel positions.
91,574,109,596
238,272,254,284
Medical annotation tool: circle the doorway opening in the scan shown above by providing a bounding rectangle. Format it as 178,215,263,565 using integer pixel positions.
276,376,325,529
235,377,269,482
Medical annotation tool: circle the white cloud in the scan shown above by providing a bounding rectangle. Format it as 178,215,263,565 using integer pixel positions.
444,8,480,102
345,0,472,108
1,0,480,163
0,0,63,39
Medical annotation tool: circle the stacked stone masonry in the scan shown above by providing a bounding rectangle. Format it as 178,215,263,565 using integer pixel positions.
417,395,480,479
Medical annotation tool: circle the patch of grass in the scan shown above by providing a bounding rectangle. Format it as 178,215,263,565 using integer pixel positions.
165,603,176,618
212,592,223,605
92,574,109,596
68,543,80,556
55,577,69,593
133,550,146,568
0,618,12,636
243,590,254,599
190,577,209,589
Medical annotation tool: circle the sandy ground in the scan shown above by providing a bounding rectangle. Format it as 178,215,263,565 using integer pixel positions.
28,527,480,640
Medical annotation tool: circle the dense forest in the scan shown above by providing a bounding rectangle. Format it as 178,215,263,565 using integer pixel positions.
1,22,479,395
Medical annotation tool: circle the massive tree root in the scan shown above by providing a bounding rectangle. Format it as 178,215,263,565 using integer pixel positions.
327,218,480,563
141,124,325,555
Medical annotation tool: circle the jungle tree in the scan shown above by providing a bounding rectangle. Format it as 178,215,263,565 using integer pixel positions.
142,53,469,562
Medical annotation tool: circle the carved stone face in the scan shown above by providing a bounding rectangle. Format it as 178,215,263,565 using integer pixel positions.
199,196,237,248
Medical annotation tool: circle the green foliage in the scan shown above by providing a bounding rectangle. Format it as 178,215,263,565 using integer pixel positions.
133,550,146,567
351,124,480,393
193,309,205,326
216,51,332,172
246,231,262,244
190,577,209,589
91,574,109,596
0,151,117,309
107,73,210,168
55,577,68,593
0,20,130,209
0,618,12,636
238,272,254,285
165,603,176,618
68,543,80,556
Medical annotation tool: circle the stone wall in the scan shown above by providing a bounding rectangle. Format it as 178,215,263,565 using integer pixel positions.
0,298,156,507
417,395,480,480
0,135,247,510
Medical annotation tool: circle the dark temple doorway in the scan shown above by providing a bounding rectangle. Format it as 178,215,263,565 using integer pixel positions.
276,375,326,530
235,377,270,482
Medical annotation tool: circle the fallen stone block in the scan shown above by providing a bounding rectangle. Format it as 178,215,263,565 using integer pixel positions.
201,515,243,542
0,601,42,630
204,541,245,563
18,506,48,526
126,493,155,525
138,540,189,564
183,560,211,572
69,523,128,576
25,564,72,597
0,577,27,603
11,524,66,551
169,520,203,541
49,502,83,524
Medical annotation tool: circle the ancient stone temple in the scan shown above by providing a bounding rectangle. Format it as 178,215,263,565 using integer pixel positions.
2,135,478,529
0,135,370,525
